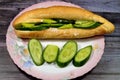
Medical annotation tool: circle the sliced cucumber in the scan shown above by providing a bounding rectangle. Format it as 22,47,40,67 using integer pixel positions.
16,23,35,30
74,20,102,29
73,45,92,67
31,24,63,30
28,39,44,66
57,41,77,67
16,23,64,31
53,18,75,24
21,23,35,28
35,23,64,28
59,24,73,29
35,24,63,28
34,24,64,30
42,19,57,23
32,25,48,31
49,24,64,28
43,45,59,63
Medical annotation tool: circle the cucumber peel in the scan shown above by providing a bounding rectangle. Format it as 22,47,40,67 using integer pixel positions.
73,45,92,67
42,19,57,23
59,24,73,29
43,45,59,63
74,20,102,29
57,41,77,67
21,23,35,28
28,39,44,66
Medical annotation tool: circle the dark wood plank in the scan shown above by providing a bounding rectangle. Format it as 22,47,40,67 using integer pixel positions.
104,45,120,55
0,0,120,13
0,0,36,9
64,0,120,13
0,9,19,26
91,56,120,74
0,70,31,80
82,74,120,80
0,0,15,3
0,0,120,80
0,36,6,43
0,25,8,36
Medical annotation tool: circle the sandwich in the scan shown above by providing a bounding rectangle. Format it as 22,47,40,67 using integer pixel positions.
12,6,115,39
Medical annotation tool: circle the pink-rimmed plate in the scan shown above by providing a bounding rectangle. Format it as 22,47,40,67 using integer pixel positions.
6,1,105,80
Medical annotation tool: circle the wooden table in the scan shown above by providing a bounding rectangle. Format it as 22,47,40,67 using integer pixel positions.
0,0,120,80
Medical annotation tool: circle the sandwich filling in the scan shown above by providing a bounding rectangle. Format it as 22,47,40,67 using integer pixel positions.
15,18,102,31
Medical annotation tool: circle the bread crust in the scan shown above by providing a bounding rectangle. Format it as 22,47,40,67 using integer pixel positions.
13,6,115,39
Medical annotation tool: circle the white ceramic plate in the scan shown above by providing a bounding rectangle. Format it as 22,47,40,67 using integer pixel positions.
6,1,105,80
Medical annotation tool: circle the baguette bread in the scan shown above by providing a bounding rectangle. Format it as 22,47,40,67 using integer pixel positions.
13,6,115,39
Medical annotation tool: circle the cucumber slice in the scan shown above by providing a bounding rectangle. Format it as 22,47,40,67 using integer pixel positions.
42,19,57,23
32,23,64,30
49,24,64,28
74,20,102,29
59,24,73,29
43,45,59,63
21,23,35,28
32,25,48,31
16,23,64,31
53,18,75,24
28,39,44,66
35,23,64,27
57,41,77,67
36,23,64,28
15,23,35,30
73,45,92,67
31,24,63,30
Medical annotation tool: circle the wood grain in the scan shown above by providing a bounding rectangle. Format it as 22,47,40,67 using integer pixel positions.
0,0,120,80
82,74,120,80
